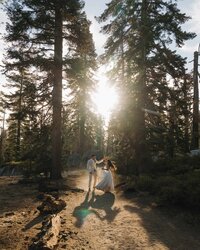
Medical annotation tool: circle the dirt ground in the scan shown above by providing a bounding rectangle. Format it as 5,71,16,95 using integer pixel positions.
1,170,200,250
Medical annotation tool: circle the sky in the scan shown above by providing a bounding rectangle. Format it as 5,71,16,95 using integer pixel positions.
0,0,200,86
84,0,200,71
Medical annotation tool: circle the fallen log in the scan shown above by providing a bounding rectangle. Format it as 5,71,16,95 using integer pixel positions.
29,214,61,250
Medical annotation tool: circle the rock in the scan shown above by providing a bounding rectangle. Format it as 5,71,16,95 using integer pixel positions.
4,220,12,223
60,219,65,225
36,193,45,200
37,194,66,215
70,187,84,193
4,211,15,217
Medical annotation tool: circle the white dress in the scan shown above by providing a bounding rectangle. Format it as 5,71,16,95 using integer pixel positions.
95,168,114,192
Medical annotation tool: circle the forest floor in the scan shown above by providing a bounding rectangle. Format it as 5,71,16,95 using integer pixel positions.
0,170,200,250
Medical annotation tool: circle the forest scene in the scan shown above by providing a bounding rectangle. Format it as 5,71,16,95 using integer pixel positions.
0,0,200,249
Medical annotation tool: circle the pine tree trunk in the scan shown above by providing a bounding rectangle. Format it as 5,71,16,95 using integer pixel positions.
184,113,190,152
135,0,148,174
183,75,190,153
17,73,23,159
168,111,175,158
51,4,63,179
79,106,85,155
0,112,5,165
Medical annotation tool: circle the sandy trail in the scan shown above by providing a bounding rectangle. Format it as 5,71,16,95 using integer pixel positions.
58,170,200,250
0,171,200,250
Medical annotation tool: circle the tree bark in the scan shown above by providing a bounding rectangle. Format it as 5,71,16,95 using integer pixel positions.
51,4,63,179
183,75,190,153
16,71,24,158
135,0,148,174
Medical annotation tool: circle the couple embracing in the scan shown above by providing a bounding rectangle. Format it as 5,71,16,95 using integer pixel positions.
86,154,116,192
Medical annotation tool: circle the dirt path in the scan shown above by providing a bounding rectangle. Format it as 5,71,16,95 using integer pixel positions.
0,171,200,250
58,170,200,250
0,177,41,250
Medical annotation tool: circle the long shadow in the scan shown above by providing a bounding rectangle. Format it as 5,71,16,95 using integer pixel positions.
90,192,121,223
73,191,120,227
123,196,200,250
22,214,44,231
73,191,101,227
0,177,38,216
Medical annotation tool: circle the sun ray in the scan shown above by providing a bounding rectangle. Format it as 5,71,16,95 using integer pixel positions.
91,76,118,126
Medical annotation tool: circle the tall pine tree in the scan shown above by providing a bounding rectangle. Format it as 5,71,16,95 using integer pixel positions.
99,0,195,173
3,0,92,178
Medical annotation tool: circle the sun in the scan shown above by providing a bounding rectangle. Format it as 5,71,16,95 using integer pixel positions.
91,76,118,124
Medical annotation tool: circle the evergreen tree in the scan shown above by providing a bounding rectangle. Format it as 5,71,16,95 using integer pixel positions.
99,0,195,173
3,0,88,178
63,11,98,159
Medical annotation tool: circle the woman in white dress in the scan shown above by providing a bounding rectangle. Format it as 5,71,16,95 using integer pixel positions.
95,159,116,192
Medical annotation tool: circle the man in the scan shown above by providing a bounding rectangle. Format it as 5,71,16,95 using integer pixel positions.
87,154,104,191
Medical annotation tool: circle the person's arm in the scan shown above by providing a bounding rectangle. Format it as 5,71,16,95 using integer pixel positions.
96,158,104,164
111,163,117,171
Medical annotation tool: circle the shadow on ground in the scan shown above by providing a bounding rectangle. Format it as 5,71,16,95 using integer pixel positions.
122,192,200,250
73,191,121,227
22,214,44,231
0,177,38,215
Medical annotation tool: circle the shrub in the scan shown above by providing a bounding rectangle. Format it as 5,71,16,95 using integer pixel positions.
136,175,156,193
125,156,200,210
154,172,200,209
157,184,185,206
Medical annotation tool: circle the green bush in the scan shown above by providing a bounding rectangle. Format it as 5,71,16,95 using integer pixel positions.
155,175,177,186
151,155,200,175
136,175,156,193
154,172,200,209
157,184,184,206
182,172,200,208
125,156,200,210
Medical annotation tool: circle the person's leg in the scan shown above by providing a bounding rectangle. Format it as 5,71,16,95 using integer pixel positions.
88,173,92,191
93,171,97,189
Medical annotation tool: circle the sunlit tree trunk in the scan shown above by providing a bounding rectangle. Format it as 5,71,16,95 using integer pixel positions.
79,89,86,155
